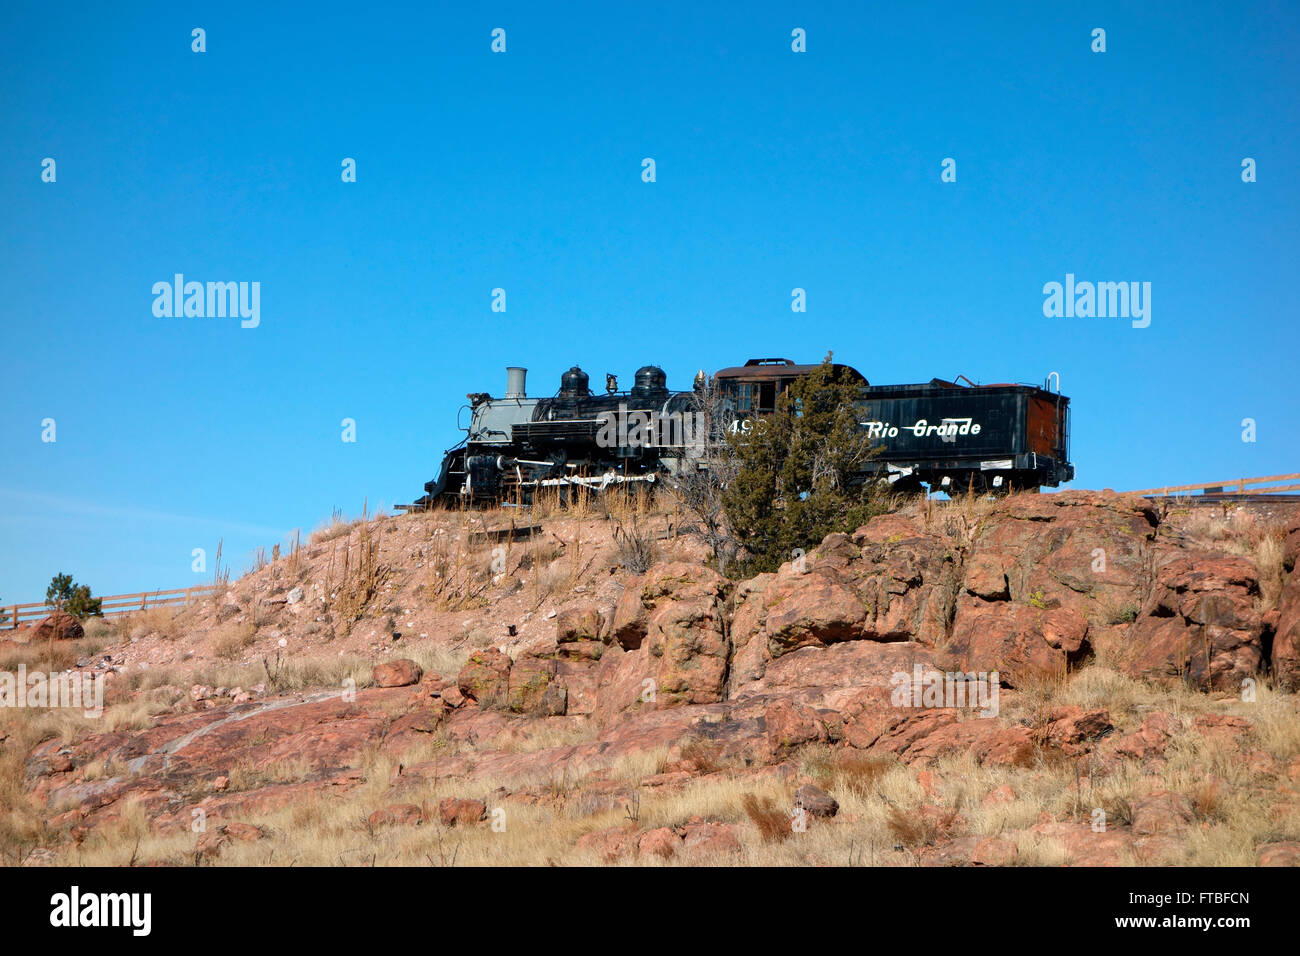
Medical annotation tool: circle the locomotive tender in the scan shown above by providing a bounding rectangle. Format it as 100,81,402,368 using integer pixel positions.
411,359,1073,506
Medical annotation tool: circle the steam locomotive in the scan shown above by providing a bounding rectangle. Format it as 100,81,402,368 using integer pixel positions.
408,359,1073,506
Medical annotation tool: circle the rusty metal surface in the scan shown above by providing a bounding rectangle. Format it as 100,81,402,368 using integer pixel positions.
713,360,867,383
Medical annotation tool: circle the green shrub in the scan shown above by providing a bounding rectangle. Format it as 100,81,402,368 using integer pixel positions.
721,354,891,574
45,573,103,619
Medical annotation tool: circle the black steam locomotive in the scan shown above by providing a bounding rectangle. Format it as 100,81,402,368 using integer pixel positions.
409,359,1073,506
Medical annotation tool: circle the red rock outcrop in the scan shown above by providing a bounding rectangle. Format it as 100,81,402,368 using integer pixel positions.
1271,520,1300,689
1123,554,1264,691
593,563,730,723
13,492,1299,868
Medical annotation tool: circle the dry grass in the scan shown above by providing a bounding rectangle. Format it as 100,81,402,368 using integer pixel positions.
81,616,121,644
610,511,658,574
517,539,563,571
886,805,960,847
226,756,317,793
0,687,177,863
124,605,184,642
1250,531,1287,611
423,533,493,612
0,639,80,674
212,621,256,660
602,485,665,524
310,507,363,545
740,793,791,843
831,751,897,797
12,493,1298,868
0,710,59,863
1189,778,1229,823
405,643,472,682
530,487,597,522
325,514,391,624
533,560,570,604
486,718,599,755
183,653,374,697
1007,660,1071,735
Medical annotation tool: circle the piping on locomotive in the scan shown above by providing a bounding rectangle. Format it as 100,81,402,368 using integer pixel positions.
408,359,1073,507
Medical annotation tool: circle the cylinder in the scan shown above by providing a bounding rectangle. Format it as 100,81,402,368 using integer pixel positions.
505,367,527,399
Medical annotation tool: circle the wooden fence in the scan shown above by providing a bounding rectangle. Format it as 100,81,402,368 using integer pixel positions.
5,585,220,630
1130,472,1300,497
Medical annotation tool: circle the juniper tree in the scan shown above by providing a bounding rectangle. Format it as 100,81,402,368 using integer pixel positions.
721,353,890,574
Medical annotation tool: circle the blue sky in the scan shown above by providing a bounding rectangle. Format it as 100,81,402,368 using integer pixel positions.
1,1,1297,602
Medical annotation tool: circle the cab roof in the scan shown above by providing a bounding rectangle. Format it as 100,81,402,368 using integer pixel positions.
713,358,868,383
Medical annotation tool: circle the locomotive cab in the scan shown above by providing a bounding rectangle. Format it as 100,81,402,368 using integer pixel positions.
713,358,868,414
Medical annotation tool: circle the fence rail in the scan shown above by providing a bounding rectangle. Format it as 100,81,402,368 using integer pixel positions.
1130,473,1300,497
6,585,220,630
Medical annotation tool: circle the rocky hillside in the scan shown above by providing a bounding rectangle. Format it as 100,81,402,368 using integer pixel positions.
4,491,1300,867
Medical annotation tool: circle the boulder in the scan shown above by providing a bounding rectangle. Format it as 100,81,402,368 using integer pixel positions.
971,836,1018,866
762,576,870,655
372,659,422,688
679,820,741,856
576,825,638,862
727,516,962,684
1042,706,1113,753
457,648,512,708
964,553,1010,600
33,612,84,641
611,562,727,650
1130,790,1193,837
637,826,681,859
981,785,1016,809
969,491,1157,618
555,603,607,661
794,784,838,818
841,518,964,646
1257,841,1300,867
1108,712,1182,762
221,821,265,842
369,804,424,829
764,699,828,756
437,797,486,828
507,654,566,716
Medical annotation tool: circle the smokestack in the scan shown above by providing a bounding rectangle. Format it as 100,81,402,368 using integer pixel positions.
505,366,527,399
